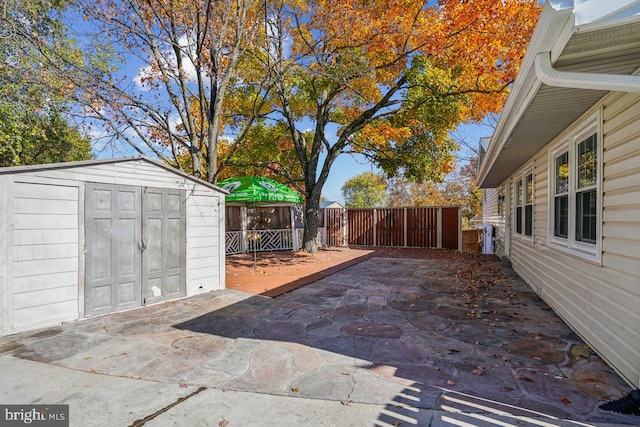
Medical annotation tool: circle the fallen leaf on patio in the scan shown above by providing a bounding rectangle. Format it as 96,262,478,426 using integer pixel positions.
534,335,543,341
472,366,485,376
501,387,514,392
447,380,455,385
103,327,109,332
291,387,299,392
219,419,229,427
410,304,416,308
340,399,352,406
560,397,571,405
341,372,350,376
84,356,91,360
502,356,511,362
90,369,96,373
179,383,188,388
392,422,401,426
445,349,459,354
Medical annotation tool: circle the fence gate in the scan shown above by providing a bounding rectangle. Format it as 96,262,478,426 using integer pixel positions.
441,207,460,250
324,208,346,246
341,207,460,250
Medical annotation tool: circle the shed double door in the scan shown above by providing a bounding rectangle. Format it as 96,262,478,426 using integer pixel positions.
85,183,186,316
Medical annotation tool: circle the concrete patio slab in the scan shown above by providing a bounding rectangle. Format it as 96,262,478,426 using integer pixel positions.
0,254,638,426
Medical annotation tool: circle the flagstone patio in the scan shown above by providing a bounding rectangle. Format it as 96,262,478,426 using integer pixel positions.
0,252,637,426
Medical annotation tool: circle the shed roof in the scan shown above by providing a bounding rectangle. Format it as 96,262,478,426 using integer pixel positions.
320,201,344,209
0,156,228,194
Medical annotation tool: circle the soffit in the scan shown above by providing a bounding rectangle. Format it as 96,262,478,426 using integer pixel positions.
480,22,640,188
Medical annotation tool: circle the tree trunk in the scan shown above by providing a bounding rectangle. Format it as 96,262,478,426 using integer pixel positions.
302,190,321,253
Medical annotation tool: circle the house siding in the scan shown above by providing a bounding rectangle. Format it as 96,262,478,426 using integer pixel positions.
482,187,506,256
0,159,225,335
501,92,640,387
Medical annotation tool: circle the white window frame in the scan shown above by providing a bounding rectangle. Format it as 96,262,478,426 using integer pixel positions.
547,112,602,263
514,165,534,242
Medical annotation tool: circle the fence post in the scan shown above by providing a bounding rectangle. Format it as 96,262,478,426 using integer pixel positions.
437,207,443,249
343,209,348,246
373,209,377,246
322,208,327,246
458,207,463,252
403,208,408,247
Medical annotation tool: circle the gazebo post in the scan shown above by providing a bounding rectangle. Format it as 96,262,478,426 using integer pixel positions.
291,204,297,251
241,206,249,254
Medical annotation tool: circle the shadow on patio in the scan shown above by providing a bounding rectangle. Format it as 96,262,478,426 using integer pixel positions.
177,253,636,426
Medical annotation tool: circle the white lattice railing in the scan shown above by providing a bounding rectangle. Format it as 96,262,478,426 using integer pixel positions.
295,228,322,250
225,231,243,255
247,229,294,252
227,228,324,254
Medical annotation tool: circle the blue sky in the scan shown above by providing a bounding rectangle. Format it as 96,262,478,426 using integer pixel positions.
70,6,495,204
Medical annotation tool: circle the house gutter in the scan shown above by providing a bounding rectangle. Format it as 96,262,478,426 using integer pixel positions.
535,51,640,93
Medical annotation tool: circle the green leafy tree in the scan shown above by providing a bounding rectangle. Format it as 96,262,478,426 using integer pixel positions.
388,158,482,224
0,107,92,167
260,0,539,252
341,172,388,208
0,0,93,167
0,0,73,107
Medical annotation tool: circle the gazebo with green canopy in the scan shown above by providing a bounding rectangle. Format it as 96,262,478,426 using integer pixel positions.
218,176,304,255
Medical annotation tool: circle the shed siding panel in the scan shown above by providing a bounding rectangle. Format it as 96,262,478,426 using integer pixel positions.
13,271,79,294
0,177,10,335
10,182,80,332
501,92,640,387
2,159,226,336
32,161,197,189
13,300,78,330
13,229,78,245
14,285,77,310
186,193,224,295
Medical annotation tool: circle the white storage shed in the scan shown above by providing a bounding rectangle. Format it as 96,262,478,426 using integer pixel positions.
0,157,226,335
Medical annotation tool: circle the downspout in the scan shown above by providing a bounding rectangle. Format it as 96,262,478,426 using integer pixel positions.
535,51,640,93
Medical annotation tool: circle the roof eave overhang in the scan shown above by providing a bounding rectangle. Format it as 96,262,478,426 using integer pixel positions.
477,3,574,188
477,1,640,188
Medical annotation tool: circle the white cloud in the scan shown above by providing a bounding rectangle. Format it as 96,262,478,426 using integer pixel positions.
133,33,202,90
133,65,153,91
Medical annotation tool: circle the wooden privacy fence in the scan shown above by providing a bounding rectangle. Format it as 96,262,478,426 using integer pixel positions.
324,207,461,250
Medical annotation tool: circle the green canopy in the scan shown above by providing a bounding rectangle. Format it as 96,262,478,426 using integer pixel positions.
218,176,304,204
